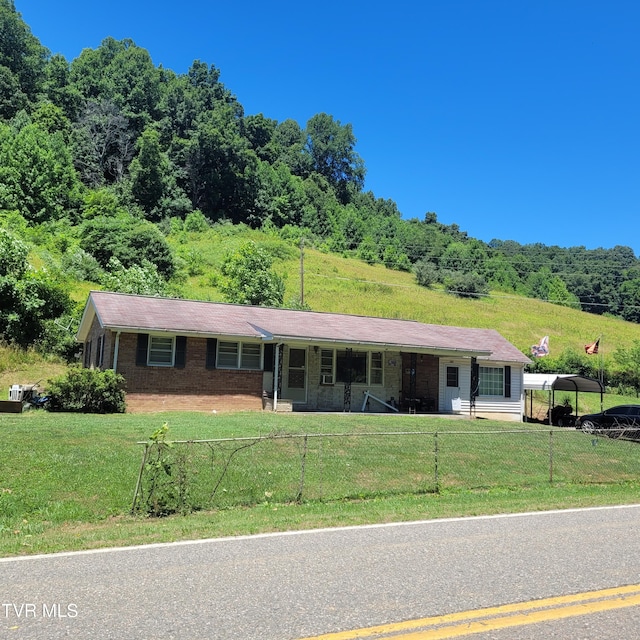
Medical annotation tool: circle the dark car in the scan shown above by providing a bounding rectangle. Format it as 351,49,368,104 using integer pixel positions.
576,405,640,439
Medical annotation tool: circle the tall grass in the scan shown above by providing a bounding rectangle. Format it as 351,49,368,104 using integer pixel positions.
0,345,67,392
168,226,640,360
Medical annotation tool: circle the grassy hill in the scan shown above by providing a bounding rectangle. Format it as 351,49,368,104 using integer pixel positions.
1,223,638,394
167,224,638,359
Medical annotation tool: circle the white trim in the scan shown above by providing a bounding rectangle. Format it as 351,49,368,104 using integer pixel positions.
113,331,121,372
148,335,175,367
216,340,263,370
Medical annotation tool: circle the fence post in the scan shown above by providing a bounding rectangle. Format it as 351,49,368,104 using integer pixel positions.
549,430,554,484
434,432,440,493
295,434,308,503
131,443,150,513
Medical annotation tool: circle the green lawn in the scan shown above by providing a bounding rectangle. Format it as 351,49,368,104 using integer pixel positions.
1,410,640,557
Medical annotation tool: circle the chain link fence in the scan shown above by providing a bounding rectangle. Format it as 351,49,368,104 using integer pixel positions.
132,429,640,516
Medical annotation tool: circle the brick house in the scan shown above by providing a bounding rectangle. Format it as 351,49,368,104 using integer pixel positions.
77,291,530,419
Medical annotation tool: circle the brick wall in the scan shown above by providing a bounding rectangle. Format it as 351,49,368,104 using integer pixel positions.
99,332,263,413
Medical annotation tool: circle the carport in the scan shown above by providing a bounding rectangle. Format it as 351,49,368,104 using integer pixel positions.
523,373,604,425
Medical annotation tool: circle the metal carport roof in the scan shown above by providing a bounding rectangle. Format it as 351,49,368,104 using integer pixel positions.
523,374,604,424
524,374,604,394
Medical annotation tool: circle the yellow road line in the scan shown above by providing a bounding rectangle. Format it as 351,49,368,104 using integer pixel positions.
299,584,640,640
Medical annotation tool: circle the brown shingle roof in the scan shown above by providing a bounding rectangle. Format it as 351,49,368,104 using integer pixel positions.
80,291,529,363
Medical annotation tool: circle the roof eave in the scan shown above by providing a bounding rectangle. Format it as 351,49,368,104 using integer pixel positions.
76,293,102,342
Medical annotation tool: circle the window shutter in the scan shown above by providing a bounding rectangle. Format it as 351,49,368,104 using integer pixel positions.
206,338,217,369
263,343,274,372
175,336,187,369
136,334,149,367
504,365,511,398
84,340,92,368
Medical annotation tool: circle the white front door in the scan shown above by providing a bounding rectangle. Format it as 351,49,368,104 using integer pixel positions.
283,348,307,403
444,365,461,411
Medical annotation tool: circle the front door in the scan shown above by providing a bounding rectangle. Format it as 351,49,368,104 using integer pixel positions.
444,365,461,411
284,348,307,403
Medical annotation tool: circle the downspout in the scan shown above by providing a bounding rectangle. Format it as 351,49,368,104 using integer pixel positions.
273,342,281,412
112,331,121,373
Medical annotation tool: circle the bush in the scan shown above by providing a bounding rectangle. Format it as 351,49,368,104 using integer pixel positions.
61,248,104,281
46,368,126,413
183,210,210,233
414,259,439,288
443,272,489,299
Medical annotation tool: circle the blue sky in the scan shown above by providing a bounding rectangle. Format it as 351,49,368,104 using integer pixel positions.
17,1,640,255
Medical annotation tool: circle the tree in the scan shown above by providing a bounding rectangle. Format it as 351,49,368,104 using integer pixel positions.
0,0,48,115
484,255,521,292
299,173,339,238
129,127,170,218
43,53,83,120
0,64,28,119
220,241,284,306
0,121,82,223
72,99,135,186
185,105,258,222
251,160,305,228
242,113,277,162
524,267,579,308
69,37,162,133
619,279,640,323
0,228,72,348
159,61,236,140
304,113,365,202
382,242,411,271
613,341,640,396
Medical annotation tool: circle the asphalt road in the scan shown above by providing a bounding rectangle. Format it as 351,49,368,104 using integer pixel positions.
1,504,640,639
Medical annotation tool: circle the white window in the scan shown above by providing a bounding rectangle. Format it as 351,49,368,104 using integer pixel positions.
217,341,262,369
241,343,261,369
148,335,174,366
320,349,334,384
370,352,383,385
97,335,105,368
479,366,504,396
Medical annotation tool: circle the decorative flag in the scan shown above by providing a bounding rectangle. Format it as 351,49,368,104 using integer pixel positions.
585,338,600,355
531,336,549,357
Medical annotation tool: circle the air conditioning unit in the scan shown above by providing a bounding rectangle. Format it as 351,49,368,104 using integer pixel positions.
321,374,333,385
9,385,24,402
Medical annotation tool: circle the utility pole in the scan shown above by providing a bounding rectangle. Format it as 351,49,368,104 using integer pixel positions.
300,237,305,306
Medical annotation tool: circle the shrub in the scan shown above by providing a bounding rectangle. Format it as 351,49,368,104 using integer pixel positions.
61,248,104,281
443,272,489,299
414,259,439,288
183,210,210,233
46,368,126,413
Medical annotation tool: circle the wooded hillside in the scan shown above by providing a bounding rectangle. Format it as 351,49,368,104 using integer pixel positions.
1,0,639,379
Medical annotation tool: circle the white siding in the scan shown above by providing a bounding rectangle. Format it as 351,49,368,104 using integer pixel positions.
439,359,524,421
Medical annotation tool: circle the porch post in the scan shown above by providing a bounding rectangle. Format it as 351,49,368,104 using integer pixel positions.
273,343,281,412
112,331,121,373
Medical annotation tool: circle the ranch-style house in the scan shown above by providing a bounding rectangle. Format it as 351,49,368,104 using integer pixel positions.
77,291,530,419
